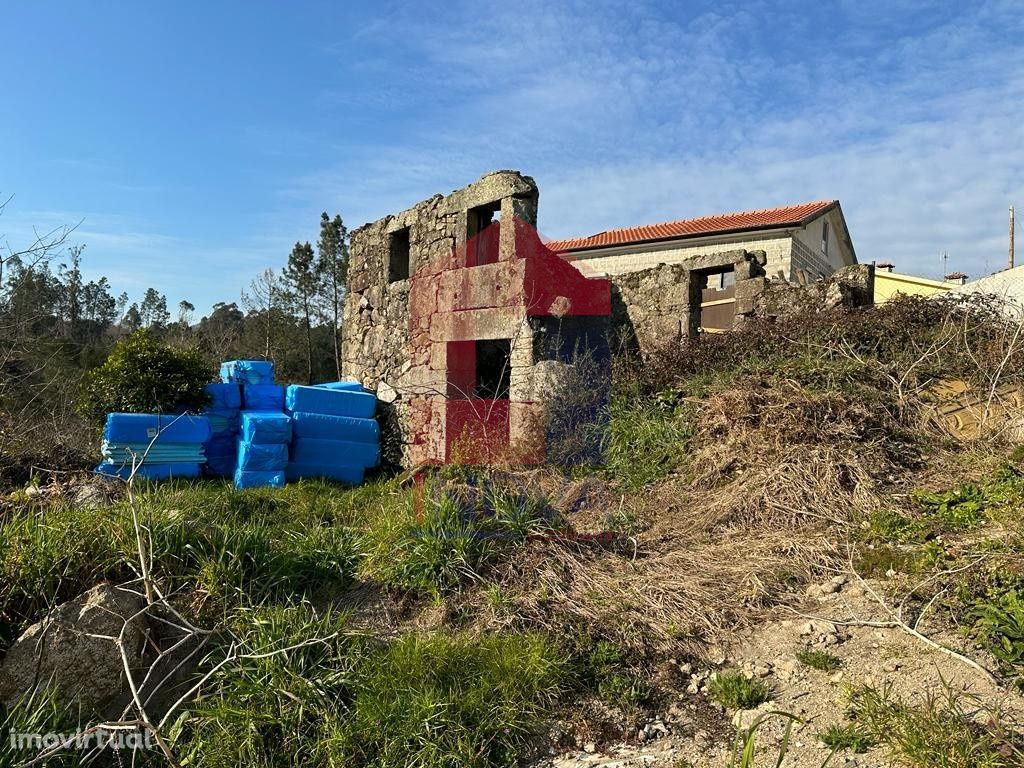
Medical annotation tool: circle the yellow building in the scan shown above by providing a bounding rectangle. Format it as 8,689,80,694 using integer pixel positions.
873,267,953,303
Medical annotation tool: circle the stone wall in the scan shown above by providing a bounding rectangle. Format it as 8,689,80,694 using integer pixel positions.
608,252,874,358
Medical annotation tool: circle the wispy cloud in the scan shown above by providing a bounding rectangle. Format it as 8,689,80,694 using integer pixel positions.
301,0,1023,280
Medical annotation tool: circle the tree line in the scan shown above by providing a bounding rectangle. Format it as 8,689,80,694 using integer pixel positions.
0,200,352,462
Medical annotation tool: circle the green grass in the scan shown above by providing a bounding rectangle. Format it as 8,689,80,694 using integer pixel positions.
0,479,375,640
359,476,557,597
602,395,694,491
852,683,1024,768
174,604,568,768
583,640,651,711
796,648,844,672
707,671,771,710
819,722,874,753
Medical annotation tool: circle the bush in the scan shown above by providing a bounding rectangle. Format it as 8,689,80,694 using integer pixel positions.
78,329,213,423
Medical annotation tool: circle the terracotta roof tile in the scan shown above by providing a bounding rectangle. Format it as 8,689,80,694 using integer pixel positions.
547,200,837,252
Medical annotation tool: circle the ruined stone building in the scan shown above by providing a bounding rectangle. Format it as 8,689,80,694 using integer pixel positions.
342,171,611,468
343,171,868,467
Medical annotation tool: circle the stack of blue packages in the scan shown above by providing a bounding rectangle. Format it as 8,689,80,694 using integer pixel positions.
234,411,291,489
243,383,285,411
285,384,380,485
220,360,275,385
202,383,242,477
96,414,211,480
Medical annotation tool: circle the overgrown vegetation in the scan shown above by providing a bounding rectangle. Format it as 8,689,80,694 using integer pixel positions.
5,295,1024,765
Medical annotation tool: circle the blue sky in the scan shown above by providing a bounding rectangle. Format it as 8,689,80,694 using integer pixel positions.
2,0,1022,314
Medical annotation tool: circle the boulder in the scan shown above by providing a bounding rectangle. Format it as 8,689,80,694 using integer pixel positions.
0,584,148,716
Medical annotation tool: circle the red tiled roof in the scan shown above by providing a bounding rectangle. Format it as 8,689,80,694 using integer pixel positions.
547,200,837,252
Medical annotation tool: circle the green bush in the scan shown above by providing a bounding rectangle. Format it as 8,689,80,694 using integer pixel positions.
78,329,213,423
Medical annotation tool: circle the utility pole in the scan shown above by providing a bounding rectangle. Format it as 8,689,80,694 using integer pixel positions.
1010,206,1016,270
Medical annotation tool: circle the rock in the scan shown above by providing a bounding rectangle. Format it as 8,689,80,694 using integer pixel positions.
0,584,147,716
882,660,901,673
23,485,42,498
73,482,111,508
583,742,597,753
376,380,399,404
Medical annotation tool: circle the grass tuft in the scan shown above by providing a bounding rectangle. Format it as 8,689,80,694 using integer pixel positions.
708,671,771,710
819,722,874,753
796,648,844,672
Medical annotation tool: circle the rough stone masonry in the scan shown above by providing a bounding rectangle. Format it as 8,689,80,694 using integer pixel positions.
343,171,611,468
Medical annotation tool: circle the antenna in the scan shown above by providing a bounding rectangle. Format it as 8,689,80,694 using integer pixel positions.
941,250,949,279
1010,206,1016,270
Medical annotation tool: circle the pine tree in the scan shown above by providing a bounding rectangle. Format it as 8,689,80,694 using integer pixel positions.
283,241,318,384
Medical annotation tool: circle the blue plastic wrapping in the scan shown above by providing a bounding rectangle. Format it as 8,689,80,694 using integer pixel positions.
289,412,380,444
96,462,203,480
285,462,364,485
243,384,285,411
203,409,240,436
315,380,365,392
205,382,242,410
237,441,289,472
240,411,292,444
291,438,379,469
285,385,376,418
220,360,275,385
103,414,211,444
234,469,286,489
100,442,205,463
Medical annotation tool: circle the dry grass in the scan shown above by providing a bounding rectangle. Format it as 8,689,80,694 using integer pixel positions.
453,378,930,656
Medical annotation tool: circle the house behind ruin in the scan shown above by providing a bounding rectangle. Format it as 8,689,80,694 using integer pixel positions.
549,200,857,284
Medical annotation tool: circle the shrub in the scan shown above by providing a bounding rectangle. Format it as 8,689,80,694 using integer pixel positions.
971,588,1024,676
78,329,213,423
583,640,651,711
708,671,771,710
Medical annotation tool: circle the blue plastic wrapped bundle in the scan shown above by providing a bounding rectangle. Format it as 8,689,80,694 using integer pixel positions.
240,411,292,444
237,441,289,472
291,438,379,469
103,413,212,444
315,380,365,392
285,462,364,486
204,409,240,436
289,412,380,444
100,442,206,463
205,382,242,410
285,385,376,419
220,360,275,385
96,462,203,481
234,469,286,489
243,384,285,411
